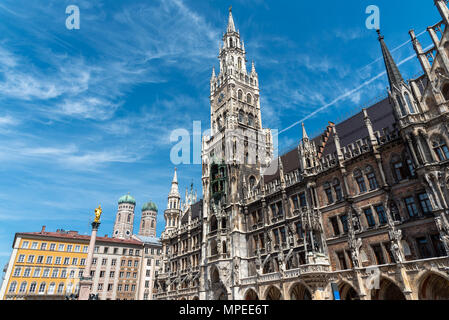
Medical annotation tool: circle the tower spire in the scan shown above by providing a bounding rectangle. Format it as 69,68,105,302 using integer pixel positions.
302,123,309,141
169,167,179,196
227,6,236,33
377,30,404,90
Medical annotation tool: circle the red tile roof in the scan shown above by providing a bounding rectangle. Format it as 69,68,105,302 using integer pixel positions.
16,231,143,246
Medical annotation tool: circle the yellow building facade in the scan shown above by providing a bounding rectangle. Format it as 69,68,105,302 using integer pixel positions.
0,227,89,300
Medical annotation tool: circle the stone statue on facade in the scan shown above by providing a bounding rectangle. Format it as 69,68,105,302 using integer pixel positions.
388,228,404,263
278,250,286,277
349,237,363,268
266,233,272,253
391,242,404,263
435,216,449,254
233,256,240,285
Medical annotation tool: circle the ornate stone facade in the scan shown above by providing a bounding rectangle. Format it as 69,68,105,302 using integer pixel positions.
155,3,449,300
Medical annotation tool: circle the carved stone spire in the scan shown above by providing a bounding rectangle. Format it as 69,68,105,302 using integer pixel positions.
377,29,404,90
227,6,236,33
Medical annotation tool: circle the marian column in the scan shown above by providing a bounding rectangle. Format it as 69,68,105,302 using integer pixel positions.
78,205,102,300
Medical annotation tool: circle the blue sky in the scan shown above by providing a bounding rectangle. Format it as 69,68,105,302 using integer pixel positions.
0,0,440,269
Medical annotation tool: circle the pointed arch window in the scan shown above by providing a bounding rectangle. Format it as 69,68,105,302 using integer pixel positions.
432,137,449,161
404,93,415,114
354,169,367,193
442,83,449,101
249,176,256,190
210,216,218,232
396,95,407,117
238,57,242,70
365,165,379,190
238,90,243,101
324,182,334,204
247,94,252,104
333,178,343,202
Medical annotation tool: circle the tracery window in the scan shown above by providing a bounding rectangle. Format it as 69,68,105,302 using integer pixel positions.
366,166,379,190
354,169,367,193
432,138,449,161
396,95,407,117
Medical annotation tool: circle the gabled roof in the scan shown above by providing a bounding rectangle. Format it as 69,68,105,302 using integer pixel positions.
262,96,397,183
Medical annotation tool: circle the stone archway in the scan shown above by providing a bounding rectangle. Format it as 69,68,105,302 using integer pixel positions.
265,286,282,300
419,272,449,300
192,296,199,300
244,289,259,300
371,278,406,300
289,283,312,300
210,266,228,300
338,282,359,300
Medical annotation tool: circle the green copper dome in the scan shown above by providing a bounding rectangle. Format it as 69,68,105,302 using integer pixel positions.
142,201,158,212
118,194,136,205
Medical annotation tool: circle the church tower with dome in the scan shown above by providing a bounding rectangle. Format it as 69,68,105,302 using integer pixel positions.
139,201,158,237
112,193,136,240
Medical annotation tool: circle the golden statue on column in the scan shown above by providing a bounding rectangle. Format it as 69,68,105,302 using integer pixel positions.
94,205,102,223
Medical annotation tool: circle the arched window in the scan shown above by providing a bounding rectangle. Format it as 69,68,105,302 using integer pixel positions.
391,155,406,182
247,94,252,104
48,282,56,294
19,281,27,293
238,90,243,101
432,137,449,161
248,114,254,126
365,166,379,190
222,241,227,254
57,283,64,294
442,83,449,101
210,216,218,232
238,110,244,123
324,182,333,204
118,213,121,221
151,220,155,228
333,178,343,201
127,214,131,223
38,282,46,294
404,93,415,114
354,169,367,193
249,176,256,189
8,281,17,293
238,57,242,69
29,282,37,293
396,95,407,117
210,240,218,256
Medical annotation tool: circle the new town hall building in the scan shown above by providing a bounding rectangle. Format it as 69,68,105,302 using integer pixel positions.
154,3,449,300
